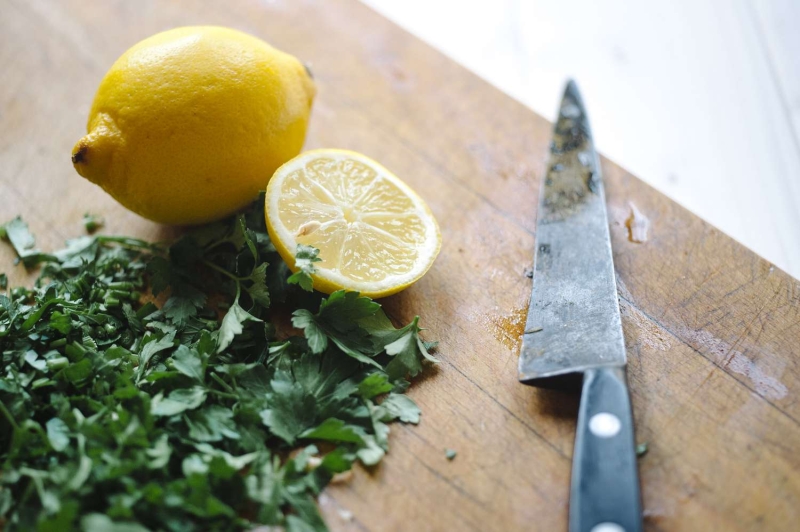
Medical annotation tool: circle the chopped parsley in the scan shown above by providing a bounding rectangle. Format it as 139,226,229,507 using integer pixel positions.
0,198,436,531
82,213,104,234
636,442,649,457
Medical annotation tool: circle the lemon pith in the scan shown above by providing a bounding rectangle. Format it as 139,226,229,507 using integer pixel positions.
72,26,315,225
266,149,441,298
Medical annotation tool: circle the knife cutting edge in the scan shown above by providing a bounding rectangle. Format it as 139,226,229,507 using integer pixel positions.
519,80,643,532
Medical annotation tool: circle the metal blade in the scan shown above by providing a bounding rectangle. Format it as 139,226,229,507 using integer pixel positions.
519,80,626,385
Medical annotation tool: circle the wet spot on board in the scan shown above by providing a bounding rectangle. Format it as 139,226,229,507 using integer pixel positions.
498,163,534,182
626,202,650,243
486,307,528,354
371,51,415,91
388,65,414,90
679,328,787,400
391,65,406,82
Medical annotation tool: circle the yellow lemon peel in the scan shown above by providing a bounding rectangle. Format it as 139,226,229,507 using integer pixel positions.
72,26,315,225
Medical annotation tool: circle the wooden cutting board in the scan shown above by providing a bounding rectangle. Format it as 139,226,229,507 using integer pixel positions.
2,1,799,530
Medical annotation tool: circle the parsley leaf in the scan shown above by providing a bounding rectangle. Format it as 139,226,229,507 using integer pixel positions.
0,201,437,531
217,299,261,353
287,244,321,292
378,393,421,424
245,262,271,307
171,344,205,381
1,217,52,267
137,331,176,381
292,291,382,367
357,372,394,399
186,406,240,442
382,316,438,379
45,418,70,452
151,386,207,416
291,309,327,354
260,373,317,445
300,418,365,444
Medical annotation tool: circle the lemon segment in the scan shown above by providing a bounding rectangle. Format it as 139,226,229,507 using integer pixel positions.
266,150,441,298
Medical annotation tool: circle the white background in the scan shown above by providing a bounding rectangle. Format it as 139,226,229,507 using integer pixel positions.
362,0,800,279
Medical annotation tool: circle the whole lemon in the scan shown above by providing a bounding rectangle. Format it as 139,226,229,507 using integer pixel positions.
72,26,315,225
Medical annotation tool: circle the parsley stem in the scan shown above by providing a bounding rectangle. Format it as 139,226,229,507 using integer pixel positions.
96,235,161,251
210,372,235,393
201,259,246,282
201,239,231,253
0,400,20,431
208,389,238,400
31,378,54,389
18,477,35,508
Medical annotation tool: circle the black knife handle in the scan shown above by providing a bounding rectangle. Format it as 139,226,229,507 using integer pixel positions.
569,367,642,532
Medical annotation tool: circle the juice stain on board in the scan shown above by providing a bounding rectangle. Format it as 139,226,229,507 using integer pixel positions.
626,202,650,243
487,307,528,354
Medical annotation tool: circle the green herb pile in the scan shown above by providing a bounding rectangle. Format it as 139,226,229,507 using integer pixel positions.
0,199,436,531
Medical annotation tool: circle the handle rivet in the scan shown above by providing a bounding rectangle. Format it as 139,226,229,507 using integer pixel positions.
588,412,621,437
590,523,625,532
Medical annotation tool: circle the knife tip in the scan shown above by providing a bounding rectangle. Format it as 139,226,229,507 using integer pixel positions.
562,79,582,105
565,77,578,91
557,79,591,139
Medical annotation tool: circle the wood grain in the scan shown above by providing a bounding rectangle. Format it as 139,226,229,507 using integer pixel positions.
1,1,798,531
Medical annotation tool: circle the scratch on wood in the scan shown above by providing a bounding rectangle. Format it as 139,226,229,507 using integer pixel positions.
680,328,787,400
619,295,793,412
445,361,570,460
724,284,783,360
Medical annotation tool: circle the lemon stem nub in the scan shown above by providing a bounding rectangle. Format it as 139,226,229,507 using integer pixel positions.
71,131,115,185
72,144,88,165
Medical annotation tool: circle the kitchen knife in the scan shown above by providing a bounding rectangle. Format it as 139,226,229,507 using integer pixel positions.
519,80,643,532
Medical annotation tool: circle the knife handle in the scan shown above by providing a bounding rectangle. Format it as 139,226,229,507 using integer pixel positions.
570,366,642,532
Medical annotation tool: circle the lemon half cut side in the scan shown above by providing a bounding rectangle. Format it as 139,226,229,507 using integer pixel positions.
265,149,441,298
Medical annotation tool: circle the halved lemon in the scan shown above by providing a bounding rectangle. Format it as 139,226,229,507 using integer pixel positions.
265,149,441,298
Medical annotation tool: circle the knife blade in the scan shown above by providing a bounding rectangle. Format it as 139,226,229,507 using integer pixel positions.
519,80,643,532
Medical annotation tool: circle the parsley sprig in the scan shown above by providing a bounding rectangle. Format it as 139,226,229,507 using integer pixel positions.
0,198,436,531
